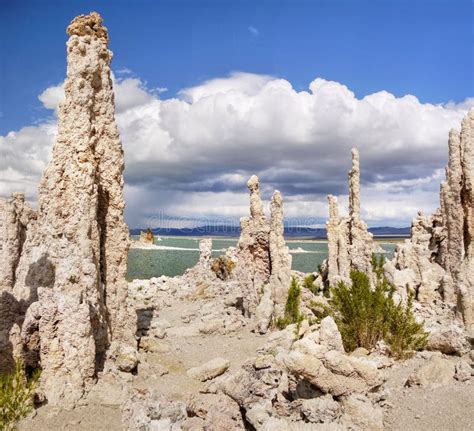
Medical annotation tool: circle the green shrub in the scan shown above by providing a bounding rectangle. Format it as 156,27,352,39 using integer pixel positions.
0,361,39,430
385,293,429,359
330,270,391,351
303,274,320,295
276,277,303,329
326,255,428,357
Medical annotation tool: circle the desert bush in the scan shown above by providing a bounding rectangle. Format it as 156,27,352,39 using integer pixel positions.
276,277,304,329
210,256,235,280
325,255,428,357
385,293,429,359
0,361,39,430
303,274,320,295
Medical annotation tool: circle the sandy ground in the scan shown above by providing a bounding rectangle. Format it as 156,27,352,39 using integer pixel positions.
19,295,474,431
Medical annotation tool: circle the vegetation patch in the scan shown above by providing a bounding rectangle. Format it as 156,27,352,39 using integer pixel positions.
0,361,39,430
303,274,320,295
311,255,428,358
276,277,304,330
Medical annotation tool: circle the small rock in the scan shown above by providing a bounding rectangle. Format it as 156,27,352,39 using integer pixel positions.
351,347,369,357
454,360,472,382
187,358,230,382
301,394,341,423
254,355,274,370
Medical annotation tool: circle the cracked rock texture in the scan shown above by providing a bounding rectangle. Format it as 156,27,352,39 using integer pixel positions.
1,12,137,407
384,109,474,336
324,149,381,287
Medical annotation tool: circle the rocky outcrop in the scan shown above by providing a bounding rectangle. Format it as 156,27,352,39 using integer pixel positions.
216,316,384,430
324,149,381,287
234,176,292,332
269,191,293,320
139,228,154,245
0,193,36,373
384,109,474,336
326,195,351,286
234,175,272,316
122,389,246,430
1,12,137,407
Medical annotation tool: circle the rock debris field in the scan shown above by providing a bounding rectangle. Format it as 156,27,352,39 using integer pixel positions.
0,11,472,431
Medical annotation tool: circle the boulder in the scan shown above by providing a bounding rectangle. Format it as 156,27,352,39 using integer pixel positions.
405,356,455,388
300,394,341,423
340,394,384,431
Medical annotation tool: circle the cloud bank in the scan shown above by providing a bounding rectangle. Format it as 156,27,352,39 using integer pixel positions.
0,72,472,228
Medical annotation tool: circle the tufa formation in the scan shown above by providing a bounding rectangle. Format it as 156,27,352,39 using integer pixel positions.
384,109,474,336
234,176,292,332
323,148,381,287
0,12,137,406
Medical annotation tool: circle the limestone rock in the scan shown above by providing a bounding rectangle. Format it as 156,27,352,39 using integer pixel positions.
122,389,188,431
255,283,274,334
0,193,36,289
0,193,36,373
405,356,455,388
324,149,381,288
186,393,245,430
454,359,472,382
384,110,474,337
326,195,350,287
234,175,271,316
3,12,137,407
233,176,292,333
268,191,293,320
339,394,384,431
300,394,341,423
425,324,470,356
284,345,383,397
283,317,383,397
187,357,230,381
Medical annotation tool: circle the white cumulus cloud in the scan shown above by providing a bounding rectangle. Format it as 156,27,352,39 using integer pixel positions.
1,72,472,228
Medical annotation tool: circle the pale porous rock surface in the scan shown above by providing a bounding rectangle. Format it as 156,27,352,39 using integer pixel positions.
234,175,272,316
323,149,381,288
1,12,137,407
0,193,36,373
384,109,474,340
187,357,230,381
235,176,292,333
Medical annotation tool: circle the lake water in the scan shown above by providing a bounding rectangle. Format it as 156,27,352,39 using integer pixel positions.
127,236,398,280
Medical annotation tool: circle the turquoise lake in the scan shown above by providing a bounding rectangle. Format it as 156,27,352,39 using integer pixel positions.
127,236,398,280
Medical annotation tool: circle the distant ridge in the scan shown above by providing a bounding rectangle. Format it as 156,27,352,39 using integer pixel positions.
129,225,410,238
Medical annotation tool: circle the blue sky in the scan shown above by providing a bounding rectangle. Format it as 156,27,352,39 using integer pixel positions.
1,0,472,134
0,0,473,227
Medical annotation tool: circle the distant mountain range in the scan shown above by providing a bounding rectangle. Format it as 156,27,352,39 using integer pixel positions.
129,225,410,238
